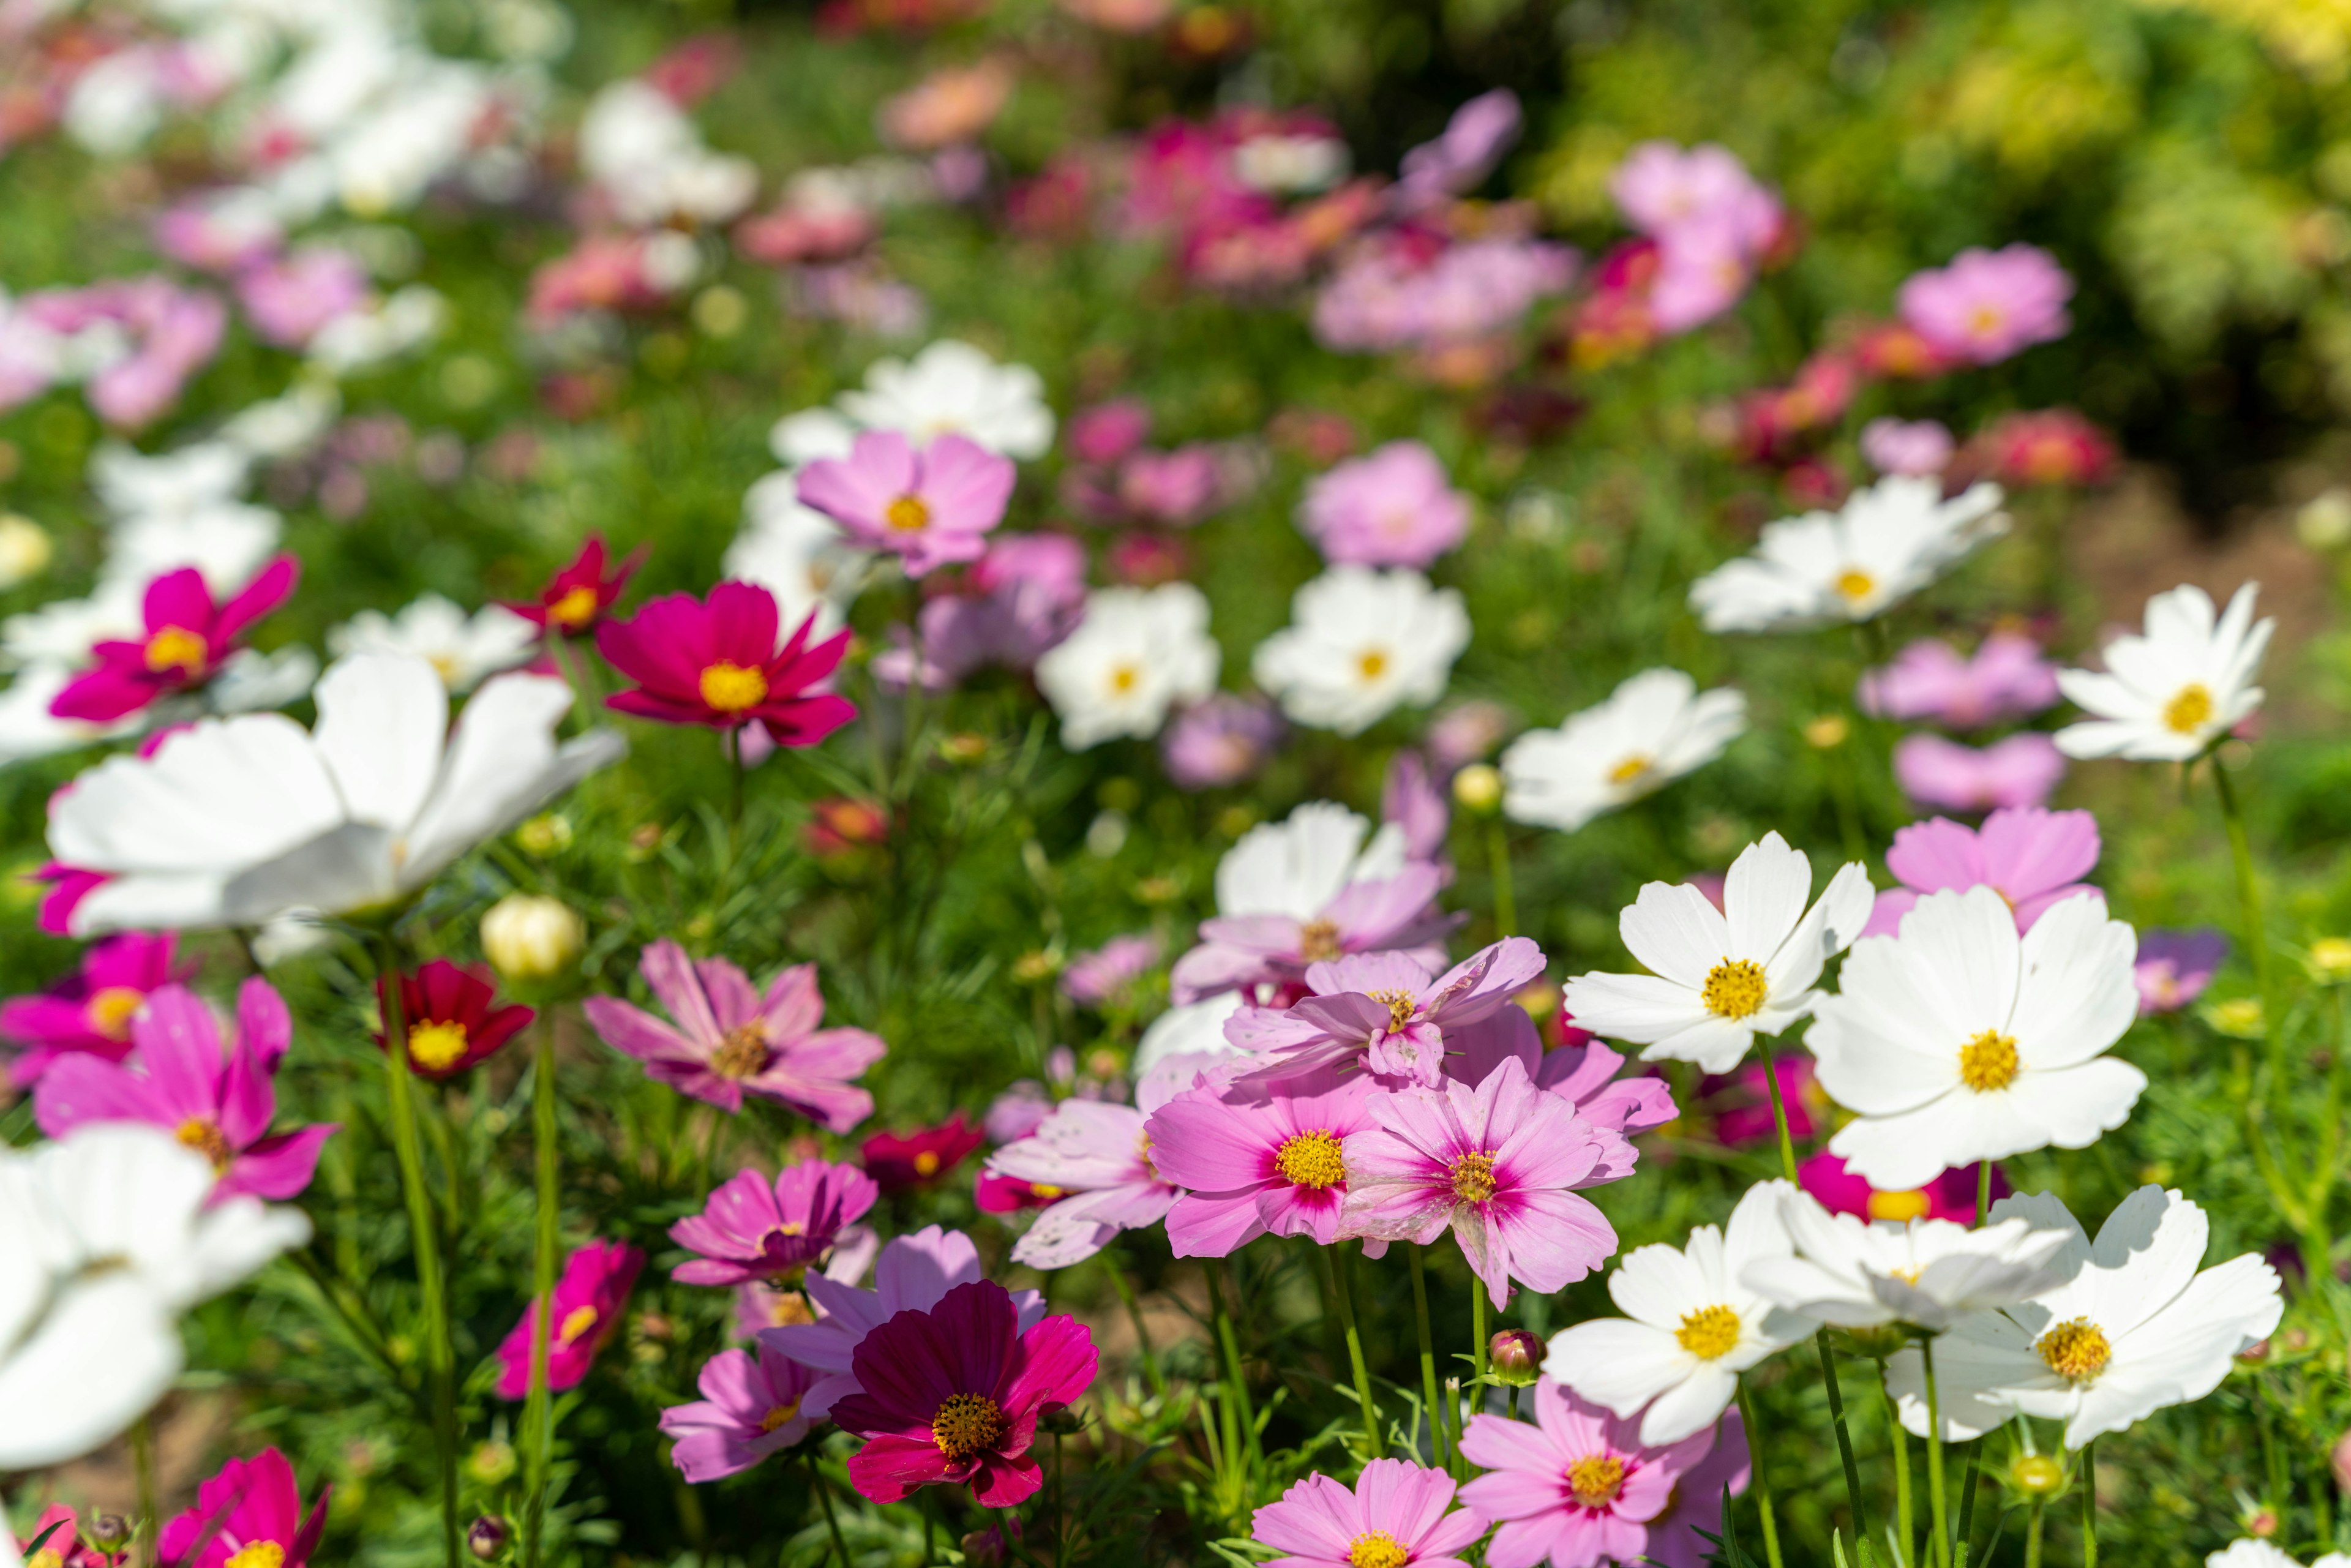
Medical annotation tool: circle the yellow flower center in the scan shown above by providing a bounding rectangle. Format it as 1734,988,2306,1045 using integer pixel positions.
1833,568,1876,605
28,1550,64,1568
1700,959,1768,1020
1867,1188,1932,1223
2034,1316,2112,1384
1273,1129,1346,1190
225,1546,285,1568
1674,1304,1742,1360
1368,988,1418,1033
1108,662,1141,696
547,584,601,628
1298,918,1343,962
885,494,932,531
760,1398,803,1433
767,1290,814,1327
1607,754,1653,786
1346,1532,1409,1568
407,1019,471,1071
144,625,209,675
1567,1452,1627,1509
931,1392,1007,1460
1957,1029,2020,1092
176,1117,233,1171
1449,1150,1498,1204
913,1150,942,1177
699,661,770,713
2162,683,2214,735
557,1305,599,1346
710,1024,771,1079
1968,303,2007,336
1356,648,1390,682
84,984,145,1041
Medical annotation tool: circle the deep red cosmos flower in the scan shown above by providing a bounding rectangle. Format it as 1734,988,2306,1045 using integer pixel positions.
375,959,535,1081
832,1279,1098,1506
158,1447,331,1568
595,580,856,744
861,1111,985,1193
50,556,299,722
502,535,647,636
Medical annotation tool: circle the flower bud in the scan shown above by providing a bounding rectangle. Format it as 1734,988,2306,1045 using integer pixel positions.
467,1438,517,1485
480,895,583,983
468,1515,512,1560
1488,1329,1543,1385
87,1515,133,1552
514,813,572,856
2245,1506,2282,1537
1453,763,1503,814
2011,1454,2063,1496
961,1529,1007,1567
1037,1402,1087,1435
0,514,53,589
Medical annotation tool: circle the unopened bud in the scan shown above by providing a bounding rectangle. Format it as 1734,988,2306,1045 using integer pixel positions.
2011,1454,2063,1496
1802,713,1850,749
938,732,990,765
468,1515,512,1560
2246,1506,2282,1538
467,1438,517,1485
1488,1329,1543,1385
479,894,583,984
87,1515,133,1551
962,1529,1007,1567
1452,763,1503,814
0,514,53,589
1037,1402,1087,1435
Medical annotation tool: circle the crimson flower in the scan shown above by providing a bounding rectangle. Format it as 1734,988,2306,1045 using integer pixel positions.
861,1112,984,1192
374,959,534,1081
50,557,299,722
596,580,855,744
503,535,647,635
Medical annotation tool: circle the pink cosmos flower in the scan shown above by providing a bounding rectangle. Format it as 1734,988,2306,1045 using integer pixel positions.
1162,694,1286,789
1975,408,2117,489
733,1229,883,1337
502,535,647,636
24,279,227,429
1897,244,2073,366
1893,733,2066,815
1250,1458,1488,1568
1798,1150,2004,1226
494,1239,645,1398
1531,1038,1678,1135
155,193,284,273
1396,88,1522,209
583,942,885,1127
1610,143,1780,255
0,930,186,1086
1859,417,1955,478
236,247,369,348
1647,220,1755,334
49,557,299,722
1117,446,1227,525
661,1343,824,1481
1861,632,2060,729
861,1112,986,1191
1171,860,1453,1007
597,581,856,743
1861,806,2098,937
1343,1057,1623,1307
763,1225,1046,1418
985,1092,1184,1269
1459,1379,1715,1568
1383,750,1451,863
832,1280,1098,1506
2135,928,2228,1015
1636,1411,1749,1568
158,1448,330,1568
1144,1065,1382,1254
1299,441,1471,569
670,1158,881,1286
34,979,334,1202
876,532,1086,690
1060,934,1162,1005
1237,939,1547,1087
14,1505,105,1568
796,430,1016,577
1069,400,1152,465
1701,1053,1820,1149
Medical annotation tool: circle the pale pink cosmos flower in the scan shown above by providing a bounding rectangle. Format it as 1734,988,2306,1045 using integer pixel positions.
1162,694,1287,789
1458,1379,1718,1568
1144,1065,1381,1255
236,248,369,348
1610,142,1780,255
1861,806,2098,938
1299,441,1471,569
796,430,1017,577
1250,1458,1488,1568
1859,417,1955,478
583,942,886,1128
1893,733,2066,815
1060,934,1163,1005
1382,749,1450,863
1897,244,2073,366
1171,863,1453,1006
1862,632,2061,728
1117,446,1226,525
986,1090,1183,1269
1646,218,1755,334
1395,88,1523,210
661,1343,823,1481
1343,1057,1624,1307
1634,1411,1750,1568
2134,928,2227,1016
1237,938,1547,1087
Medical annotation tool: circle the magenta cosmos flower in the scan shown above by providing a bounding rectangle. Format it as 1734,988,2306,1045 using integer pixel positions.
831,1280,1098,1507
1893,733,2066,815
49,557,299,722
861,1112,986,1191
0,931,186,1085
1239,939,1547,1088
1861,806,2098,938
1897,244,2072,366
1342,1058,1622,1307
375,959,534,1081
585,941,885,1127
503,534,647,636
796,430,1016,577
1459,1379,1716,1568
158,1448,331,1568
1251,1458,1488,1568
984,1095,1182,1270
670,1157,880,1285
34,980,334,1202
596,580,855,744
15,1505,106,1568
661,1342,825,1481
495,1239,644,1398
1861,632,2060,729
1299,440,1471,569
2135,928,2228,1015
1797,1149,2005,1226
1144,1066,1381,1255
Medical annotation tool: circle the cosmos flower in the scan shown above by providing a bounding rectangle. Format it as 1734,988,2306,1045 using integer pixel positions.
796,430,1017,578
0,931,186,1086
1395,88,1521,208
1796,1150,2006,1228
48,557,298,722
1860,632,2060,729
833,339,1057,460
1458,1379,1718,1568
1033,583,1221,749
1892,733,2066,816
597,581,857,745
1688,478,2006,634
2206,1544,2351,1568
1239,939,1547,1087
502,535,647,636
661,1343,824,1482
157,1448,331,1568
328,594,539,693
1501,669,1745,834
374,959,534,1081
1861,807,2100,939
1297,441,1471,569
669,1158,880,1286
1897,245,2073,366
2134,928,2227,1015
2053,582,2271,762
1859,418,1955,478
1059,934,1162,1005
1250,1458,1488,1568
988,1095,1181,1270
861,1113,987,1191
1742,1185,2074,1332
1633,1411,1750,1568
1144,1065,1381,1255
1253,566,1470,736
493,1239,645,1399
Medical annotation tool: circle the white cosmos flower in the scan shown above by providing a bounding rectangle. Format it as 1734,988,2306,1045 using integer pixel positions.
47,651,624,935
0,1124,310,1470
2208,1543,2351,1568
1544,1179,1816,1445
1035,583,1220,749
1251,566,1469,737
727,473,871,637
2053,582,2272,762
0,666,133,765
579,79,758,228
1885,1187,2282,1447
1501,667,1745,833
106,503,285,598
219,380,341,462
90,440,250,522
1689,478,2007,633
1562,831,1873,1072
1133,991,1247,1076
329,593,538,691
1810,885,2145,1191
1744,1187,2074,1332
834,339,1056,459
1216,800,1409,920
308,285,444,377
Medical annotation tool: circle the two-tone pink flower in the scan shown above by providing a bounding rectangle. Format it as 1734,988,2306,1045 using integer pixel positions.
1251,1459,1488,1568
670,1158,879,1285
984,1096,1180,1270
797,430,1017,577
1239,938,1546,1087
1143,1066,1380,1255
1458,1381,1730,1568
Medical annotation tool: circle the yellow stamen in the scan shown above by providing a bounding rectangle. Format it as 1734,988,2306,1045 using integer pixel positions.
699,661,770,713
144,625,208,676
1607,754,1653,786
84,984,145,1041
2034,1317,2111,1384
885,494,932,531
1108,662,1140,695
1367,988,1418,1033
1867,1188,1932,1223
1567,1452,1627,1509
557,1305,599,1346
1356,648,1389,682
1273,1129,1346,1190
225,1546,285,1568
1450,1150,1498,1204
547,584,601,628
1832,568,1876,604
931,1392,1007,1460
1346,1532,1408,1568
407,1019,471,1071
176,1117,232,1172
1674,1304,1742,1360
914,1150,942,1177
1299,918,1343,962
1701,959,1768,1020
760,1398,803,1433
1957,1029,2020,1092
709,1024,770,1079
2162,683,2213,735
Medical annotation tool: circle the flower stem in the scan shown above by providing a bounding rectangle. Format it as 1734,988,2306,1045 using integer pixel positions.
724,723,745,835
1976,1162,1992,1228
1321,1244,1384,1458
133,1414,158,1568
2023,1498,2044,1568
1755,1039,1799,1183
1887,1384,1914,1568
523,1017,563,1568
1215,1260,1263,1465
1408,1245,1450,1473
807,1457,852,1568
1924,1340,1951,1568
2079,1440,2096,1568
1485,819,1516,937
2209,755,2283,1089
1734,1378,1786,1568
1470,1278,1488,1395
1100,1251,1164,1400
1954,1439,1982,1561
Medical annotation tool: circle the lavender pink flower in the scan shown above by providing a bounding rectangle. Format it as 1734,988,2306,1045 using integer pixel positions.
1861,632,2060,728
1143,1065,1381,1254
1060,934,1162,1005
236,248,369,348
877,533,1085,689
1859,417,1955,478
1299,441,1471,569
1161,694,1286,789
2135,928,2228,1015
0,931,186,1086
1862,806,2099,937
1396,88,1522,209
1610,143,1780,254
986,1093,1182,1269
1250,1458,1488,1568
796,430,1016,577
1897,244,2073,366
661,1343,823,1481
1382,750,1450,863
1458,1379,1715,1568
495,1239,644,1398
1170,860,1452,1006
1236,939,1546,1087
1893,733,2066,815
670,1158,881,1286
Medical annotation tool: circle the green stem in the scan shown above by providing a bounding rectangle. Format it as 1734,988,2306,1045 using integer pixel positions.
1924,1341,1951,1568
1955,1441,1982,1561
1408,1245,1450,1473
1485,819,1517,938
1215,1261,1263,1465
1322,1244,1384,1458
2080,1440,2096,1568
808,1457,852,1568
133,1416,158,1568
1734,1378,1786,1568
1101,1252,1165,1400
2210,755,2283,1092
1756,1038,1799,1182
524,1017,563,1568
1888,1384,1915,1568
2023,1498,2044,1568
1976,1163,1992,1228
724,724,745,835
1471,1280,1488,1396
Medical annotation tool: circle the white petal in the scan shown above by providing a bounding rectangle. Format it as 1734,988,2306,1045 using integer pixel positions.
313,650,449,829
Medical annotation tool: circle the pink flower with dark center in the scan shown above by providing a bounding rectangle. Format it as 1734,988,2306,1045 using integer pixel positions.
157,1448,330,1568
1239,938,1547,1087
236,247,369,348
1897,244,2073,366
33,979,335,1202
1143,1065,1381,1255
984,1094,1182,1269
1342,1057,1622,1307
597,581,856,743
1458,1379,1714,1568
1861,806,2098,937
1060,934,1162,1005
0,931,186,1086
661,1343,824,1481
1797,1149,2004,1226
1299,441,1470,569
796,430,1017,577
48,557,299,722
1170,862,1453,1007
2134,928,2228,1015
1250,1458,1488,1568
831,1280,1098,1506
584,942,885,1127
1861,632,2060,729
670,1158,881,1285
494,1239,644,1398
373,959,534,1082
1893,733,2067,815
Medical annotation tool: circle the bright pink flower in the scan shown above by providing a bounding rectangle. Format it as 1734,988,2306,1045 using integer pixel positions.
1068,400,1150,465
0,931,186,1085
1976,408,2118,488
2135,928,2228,1016
1533,1039,1677,1135
1701,1053,1820,1149
375,959,534,1082
1060,934,1162,1005
1859,417,1955,478
985,1095,1182,1269
158,1448,329,1568
977,1168,1063,1212
503,535,647,634
1892,733,2066,815
1238,939,1547,1087
1299,440,1470,569
1170,861,1452,1007
34,979,335,1203
14,1505,105,1568
796,430,1016,577
597,580,856,743
1460,1379,1715,1568
29,861,111,937
670,1158,880,1286
49,556,299,722
1115,445,1228,526
584,942,885,1127
1897,244,2072,366
1862,806,2098,937
1250,1458,1488,1568
1144,1065,1381,1254
1797,1149,2004,1226
860,1112,986,1190
494,1239,644,1398
525,234,694,325
831,1281,1097,1506
1861,632,2060,729
661,1342,824,1481
732,1228,883,1337
236,247,369,348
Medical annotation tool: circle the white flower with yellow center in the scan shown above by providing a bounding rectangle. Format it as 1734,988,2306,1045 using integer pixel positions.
1543,1179,1816,1444
2053,582,2272,762
1810,885,2145,1191
1689,477,2007,634
1561,831,1873,1072
1744,1187,2075,1332
329,593,538,692
1500,667,1746,833
1035,583,1220,749
2208,1542,2351,1568
834,339,1056,459
1251,566,1469,737
1885,1187,2282,1447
